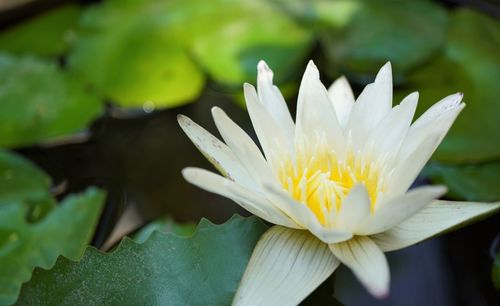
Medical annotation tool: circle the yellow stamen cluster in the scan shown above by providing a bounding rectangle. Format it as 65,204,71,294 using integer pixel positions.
275,134,389,226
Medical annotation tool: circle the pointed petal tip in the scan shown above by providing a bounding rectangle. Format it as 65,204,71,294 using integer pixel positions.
243,82,254,91
409,91,419,99
370,285,390,299
433,185,448,197
181,167,196,181
211,106,224,117
374,62,393,83
257,60,270,71
177,113,187,123
177,114,194,130
305,60,319,75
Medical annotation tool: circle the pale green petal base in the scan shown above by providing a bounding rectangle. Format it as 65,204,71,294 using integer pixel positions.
233,226,339,306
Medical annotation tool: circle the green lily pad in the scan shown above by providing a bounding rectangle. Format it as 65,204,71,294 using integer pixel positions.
318,0,448,81
0,187,105,306
68,0,310,108
189,0,312,86
404,9,500,162
0,53,102,148
17,215,267,305
0,150,54,221
0,4,80,56
424,161,500,202
67,0,205,108
132,216,196,243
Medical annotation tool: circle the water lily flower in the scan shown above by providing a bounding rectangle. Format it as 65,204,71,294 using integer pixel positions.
178,60,500,304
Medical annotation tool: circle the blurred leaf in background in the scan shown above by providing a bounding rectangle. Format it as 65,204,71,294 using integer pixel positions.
280,0,448,82
405,9,500,162
400,9,500,201
132,216,196,243
0,53,102,148
17,215,267,305
0,149,53,221
68,0,311,109
0,150,105,306
0,4,80,56
424,162,500,202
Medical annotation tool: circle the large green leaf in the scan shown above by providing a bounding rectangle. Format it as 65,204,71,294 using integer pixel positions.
17,215,268,305
0,53,102,147
424,161,500,202
68,0,310,108
317,0,448,81
403,9,500,162
0,187,105,306
0,4,80,56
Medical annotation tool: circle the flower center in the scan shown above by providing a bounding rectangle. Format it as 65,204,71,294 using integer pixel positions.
275,134,388,226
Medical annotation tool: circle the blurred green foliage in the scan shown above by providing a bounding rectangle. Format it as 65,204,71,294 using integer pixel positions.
317,0,448,81
68,0,310,107
0,150,105,306
0,53,102,147
0,4,79,56
17,215,267,305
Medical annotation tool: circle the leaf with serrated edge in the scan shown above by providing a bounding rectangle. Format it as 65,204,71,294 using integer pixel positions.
0,188,105,306
17,215,268,306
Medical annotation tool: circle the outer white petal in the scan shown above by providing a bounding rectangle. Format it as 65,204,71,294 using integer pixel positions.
329,236,390,298
327,76,355,128
177,115,257,191
396,93,465,168
388,95,464,194
263,184,353,244
182,168,300,228
295,61,346,159
256,60,295,141
355,185,447,235
336,184,371,232
388,134,441,195
233,226,340,306
372,200,500,252
347,62,393,149
365,92,418,160
244,83,289,165
211,107,281,189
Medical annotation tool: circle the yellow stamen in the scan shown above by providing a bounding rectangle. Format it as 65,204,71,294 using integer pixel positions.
276,134,387,226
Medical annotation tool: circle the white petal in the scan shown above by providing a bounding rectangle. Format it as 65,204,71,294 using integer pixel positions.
263,184,353,244
388,95,464,194
347,62,393,149
256,60,295,141
327,76,355,128
336,184,371,232
244,83,290,165
177,115,257,191
388,134,442,195
211,107,281,189
329,236,390,298
233,226,340,306
372,200,500,252
355,185,447,235
295,61,346,159
365,92,418,160
182,168,300,228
